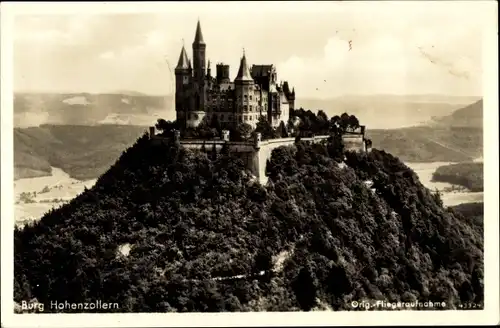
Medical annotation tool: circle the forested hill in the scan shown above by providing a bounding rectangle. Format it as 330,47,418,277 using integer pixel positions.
14,134,483,312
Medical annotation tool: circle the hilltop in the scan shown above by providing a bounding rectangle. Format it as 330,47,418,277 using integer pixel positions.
13,97,483,181
14,133,483,312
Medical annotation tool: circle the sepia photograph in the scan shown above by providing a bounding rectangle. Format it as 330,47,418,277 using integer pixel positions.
1,1,498,327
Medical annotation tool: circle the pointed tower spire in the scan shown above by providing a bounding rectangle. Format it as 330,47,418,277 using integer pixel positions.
193,19,205,45
176,45,190,70
235,49,253,82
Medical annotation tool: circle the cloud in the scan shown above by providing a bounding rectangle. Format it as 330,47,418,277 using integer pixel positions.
11,4,486,97
276,26,482,98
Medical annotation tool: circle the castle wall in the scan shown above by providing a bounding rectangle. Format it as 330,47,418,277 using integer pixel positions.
151,130,352,185
342,134,366,152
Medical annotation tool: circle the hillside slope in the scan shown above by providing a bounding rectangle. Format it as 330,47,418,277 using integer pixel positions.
432,100,483,128
367,99,483,162
367,126,482,163
14,125,147,180
14,136,483,312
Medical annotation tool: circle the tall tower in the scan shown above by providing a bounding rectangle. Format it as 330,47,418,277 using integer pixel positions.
175,44,190,125
235,50,256,127
192,20,206,112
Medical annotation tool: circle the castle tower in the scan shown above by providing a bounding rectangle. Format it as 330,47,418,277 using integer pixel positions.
175,44,191,125
235,50,256,127
192,20,206,112
216,63,231,84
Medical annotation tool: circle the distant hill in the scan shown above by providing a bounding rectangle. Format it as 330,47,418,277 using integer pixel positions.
431,99,483,128
15,92,480,129
14,92,175,127
367,99,483,162
367,126,483,163
297,95,481,129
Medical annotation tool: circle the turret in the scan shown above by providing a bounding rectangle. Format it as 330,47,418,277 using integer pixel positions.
175,44,190,75
234,49,256,126
175,44,191,124
235,50,253,84
216,63,230,83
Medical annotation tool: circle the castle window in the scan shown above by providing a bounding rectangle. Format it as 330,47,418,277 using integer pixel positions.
244,95,248,100
249,105,253,111
239,116,243,122
249,115,253,121
244,115,247,121
243,105,247,111
249,95,253,100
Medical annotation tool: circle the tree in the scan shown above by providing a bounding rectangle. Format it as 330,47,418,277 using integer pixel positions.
277,121,288,138
210,115,222,136
254,248,273,272
155,119,177,135
317,110,329,134
365,139,373,149
211,143,218,161
256,116,278,140
340,113,350,132
348,115,360,132
236,123,254,141
286,118,296,136
293,266,317,311
196,121,214,139
220,142,230,155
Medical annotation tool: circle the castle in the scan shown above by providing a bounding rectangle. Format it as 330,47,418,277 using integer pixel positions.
175,20,295,129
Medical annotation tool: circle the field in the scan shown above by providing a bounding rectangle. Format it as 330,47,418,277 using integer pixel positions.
14,167,96,226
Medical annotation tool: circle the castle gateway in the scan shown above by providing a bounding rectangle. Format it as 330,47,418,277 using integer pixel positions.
175,20,295,129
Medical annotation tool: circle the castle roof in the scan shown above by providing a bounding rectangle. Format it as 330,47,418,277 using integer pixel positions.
251,65,274,78
235,51,253,82
176,45,190,70
193,20,205,45
282,81,291,95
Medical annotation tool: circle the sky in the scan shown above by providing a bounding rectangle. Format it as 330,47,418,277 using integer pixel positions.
11,1,490,99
